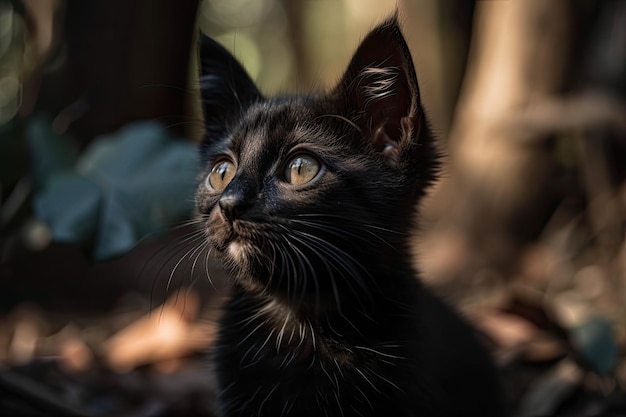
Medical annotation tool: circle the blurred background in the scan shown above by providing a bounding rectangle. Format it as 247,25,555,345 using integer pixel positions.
0,0,625,416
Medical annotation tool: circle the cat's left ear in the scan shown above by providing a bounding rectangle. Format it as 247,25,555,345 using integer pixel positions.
199,35,262,148
332,16,426,167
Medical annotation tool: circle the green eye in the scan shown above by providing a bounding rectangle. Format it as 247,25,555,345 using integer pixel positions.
285,154,321,186
207,159,236,191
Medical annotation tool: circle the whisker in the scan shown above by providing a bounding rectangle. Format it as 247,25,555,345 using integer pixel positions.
315,113,362,134
163,120,206,131
158,235,208,321
164,233,207,295
279,226,341,314
291,216,404,250
145,232,206,311
284,235,320,313
291,229,375,291
186,239,213,290
203,246,216,287
354,345,405,360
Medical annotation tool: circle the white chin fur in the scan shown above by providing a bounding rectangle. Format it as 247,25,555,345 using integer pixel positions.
227,240,248,263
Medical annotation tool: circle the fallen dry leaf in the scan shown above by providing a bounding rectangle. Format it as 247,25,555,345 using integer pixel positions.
472,309,566,363
102,290,216,372
58,337,93,371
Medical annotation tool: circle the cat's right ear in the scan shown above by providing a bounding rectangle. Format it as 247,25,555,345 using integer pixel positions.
199,35,262,147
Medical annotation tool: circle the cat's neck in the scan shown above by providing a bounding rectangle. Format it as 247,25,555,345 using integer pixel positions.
230,256,419,342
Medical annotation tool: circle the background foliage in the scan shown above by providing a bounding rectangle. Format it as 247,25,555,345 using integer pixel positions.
0,1,624,416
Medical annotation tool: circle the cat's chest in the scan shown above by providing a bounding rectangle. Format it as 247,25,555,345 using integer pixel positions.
215,302,412,417
217,304,349,373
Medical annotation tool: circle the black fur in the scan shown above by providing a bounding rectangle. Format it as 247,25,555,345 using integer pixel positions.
196,16,506,417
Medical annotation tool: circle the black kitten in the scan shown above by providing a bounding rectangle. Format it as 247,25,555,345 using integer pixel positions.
196,16,506,417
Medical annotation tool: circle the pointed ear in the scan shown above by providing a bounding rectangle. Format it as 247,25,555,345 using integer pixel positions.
199,34,262,147
332,16,425,166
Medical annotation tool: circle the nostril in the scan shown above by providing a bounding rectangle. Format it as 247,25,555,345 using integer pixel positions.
218,179,256,222
219,194,239,222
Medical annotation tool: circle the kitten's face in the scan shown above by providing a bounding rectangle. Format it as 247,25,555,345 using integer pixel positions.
197,98,407,295
196,18,437,302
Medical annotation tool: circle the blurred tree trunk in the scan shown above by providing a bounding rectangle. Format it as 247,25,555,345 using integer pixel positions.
400,0,475,138
282,0,307,89
418,0,571,304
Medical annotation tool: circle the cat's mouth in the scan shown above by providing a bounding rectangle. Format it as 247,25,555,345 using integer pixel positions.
206,208,282,273
213,229,238,252
209,218,256,259
209,231,251,268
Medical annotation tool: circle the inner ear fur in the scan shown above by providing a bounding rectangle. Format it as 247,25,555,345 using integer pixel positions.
331,16,422,164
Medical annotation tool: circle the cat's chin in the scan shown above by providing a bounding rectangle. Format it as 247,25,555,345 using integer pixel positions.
225,239,249,263
217,241,271,295
214,238,258,276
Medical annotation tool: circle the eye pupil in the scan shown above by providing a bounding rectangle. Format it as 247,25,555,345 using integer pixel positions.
286,155,320,186
217,164,228,179
207,159,235,191
295,159,304,175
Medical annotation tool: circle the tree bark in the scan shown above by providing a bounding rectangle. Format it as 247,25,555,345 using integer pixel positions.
418,0,571,305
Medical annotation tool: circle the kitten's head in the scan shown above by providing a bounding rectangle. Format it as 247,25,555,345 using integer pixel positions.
196,17,438,304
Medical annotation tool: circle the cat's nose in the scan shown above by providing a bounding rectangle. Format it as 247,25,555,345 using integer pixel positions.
219,194,238,222
219,192,250,222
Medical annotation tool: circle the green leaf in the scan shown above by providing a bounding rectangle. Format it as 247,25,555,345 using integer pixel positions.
33,120,200,260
